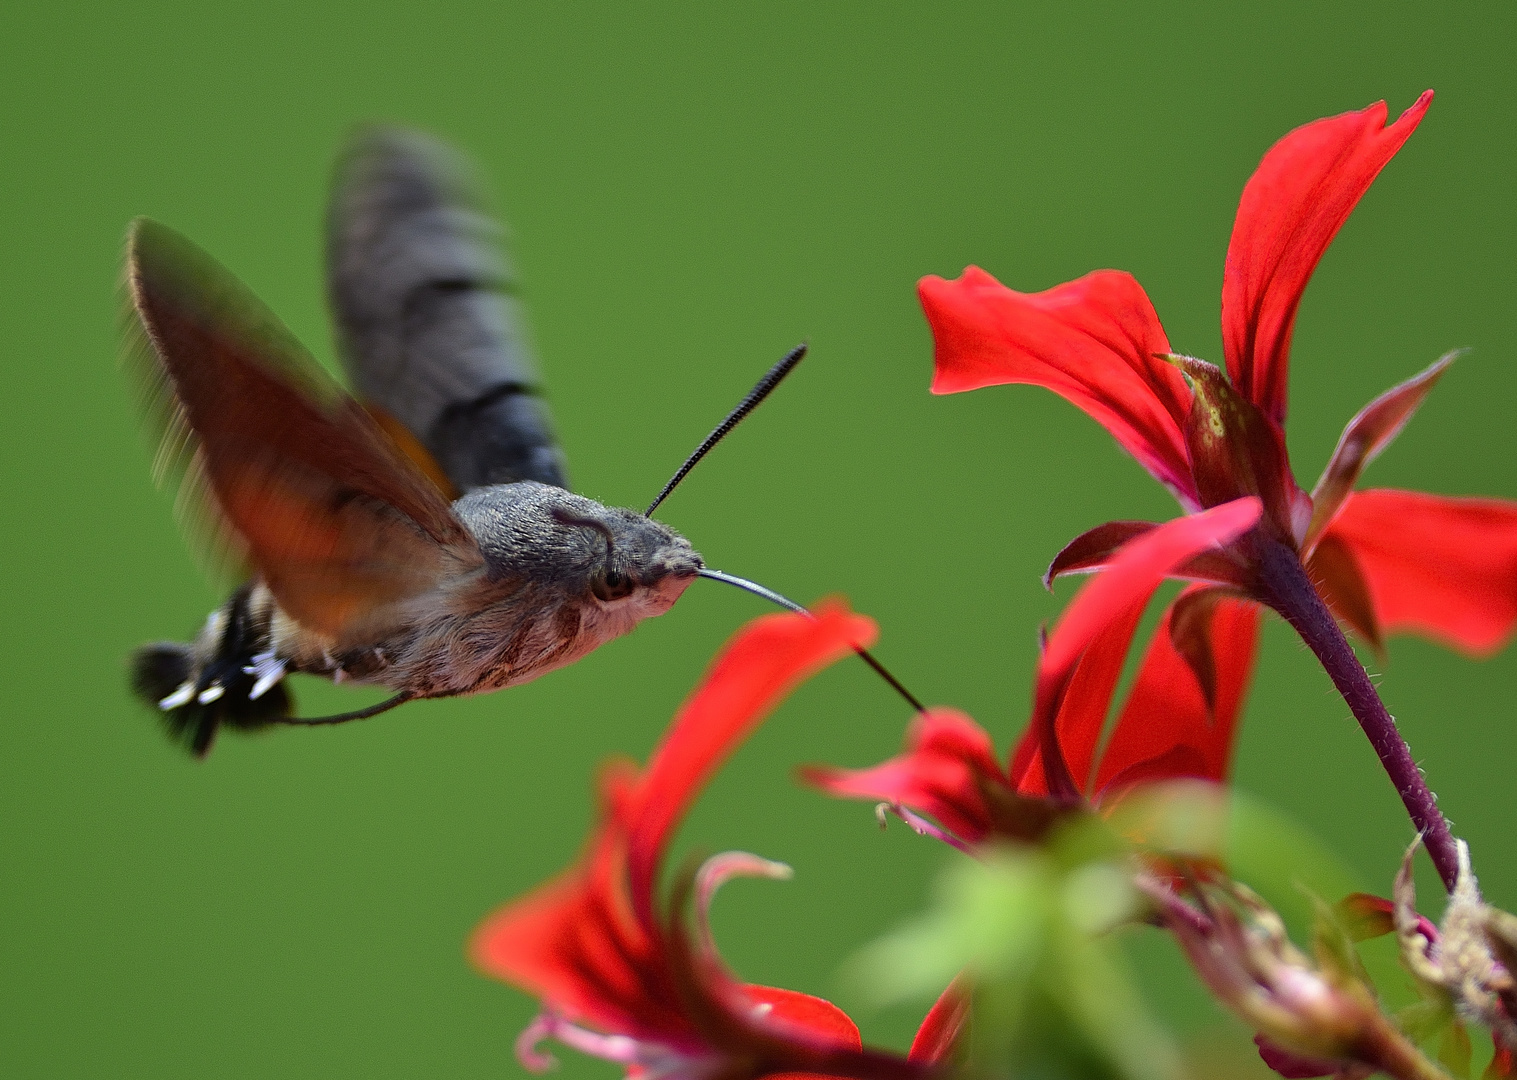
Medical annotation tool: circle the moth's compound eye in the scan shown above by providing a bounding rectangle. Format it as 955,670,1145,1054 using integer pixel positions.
592,569,635,602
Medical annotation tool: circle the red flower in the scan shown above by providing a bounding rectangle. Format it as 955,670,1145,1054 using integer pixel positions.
917,95,1517,887
471,602,942,1080
920,90,1517,663
804,501,1262,847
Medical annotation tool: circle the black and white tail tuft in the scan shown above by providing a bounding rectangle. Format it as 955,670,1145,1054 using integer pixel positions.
129,588,292,757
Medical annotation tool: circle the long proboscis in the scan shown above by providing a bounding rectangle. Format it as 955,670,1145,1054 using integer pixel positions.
272,692,414,727
645,344,807,517
697,568,926,714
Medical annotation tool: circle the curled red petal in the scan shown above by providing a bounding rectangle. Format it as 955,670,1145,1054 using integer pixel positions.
909,978,971,1064
1051,597,1149,795
800,708,1006,845
1040,500,1262,685
1167,585,1222,712
1487,1042,1516,1080
472,606,876,1048
1334,893,1439,945
1014,499,1263,798
627,602,877,921
470,764,699,1044
1010,596,1149,801
742,985,862,1051
1222,91,1433,425
919,267,1197,506
1048,520,1258,597
1255,1034,1341,1079
1044,520,1159,589
1321,489,1517,655
1091,589,1260,799
1307,351,1458,547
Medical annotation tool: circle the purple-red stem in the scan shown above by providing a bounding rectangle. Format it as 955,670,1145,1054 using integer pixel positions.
1253,534,1458,893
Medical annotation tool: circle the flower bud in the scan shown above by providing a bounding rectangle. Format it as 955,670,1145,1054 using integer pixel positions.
1141,876,1438,1080
1394,839,1517,1051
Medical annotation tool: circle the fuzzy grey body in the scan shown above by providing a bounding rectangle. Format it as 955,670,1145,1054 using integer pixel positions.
278,483,699,696
167,484,700,703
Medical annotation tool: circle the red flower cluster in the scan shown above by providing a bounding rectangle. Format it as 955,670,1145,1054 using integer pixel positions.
472,603,961,1080
920,90,1517,668
805,499,1261,845
471,93,1517,1080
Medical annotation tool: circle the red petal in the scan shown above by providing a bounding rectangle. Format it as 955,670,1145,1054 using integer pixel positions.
1047,519,1254,592
1307,351,1458,547
470,765,699,1043
1039,501,1262,687
471,606,875,1047
627,602,876,920
1092,589,1260,798
800,708,1007,844
920,267,1197,506
1222,91,1433,425
1013,500,1263,797
1011,597,1148,799
743,985,862,1050
1044,520,1159,588
1321,489,1517,655
1167,586,1222,712
1054,598,1149,795
909,978,971,1063
1048,520,1257,592
1255,1035,1341,1079
1334,892,1431,943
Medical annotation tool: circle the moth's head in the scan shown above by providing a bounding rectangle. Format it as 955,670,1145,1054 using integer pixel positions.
454,482,701,617
565,502,702,618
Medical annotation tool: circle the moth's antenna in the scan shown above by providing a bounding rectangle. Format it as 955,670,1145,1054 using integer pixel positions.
646,344,806,517
697,568,926,714
275,693,414,727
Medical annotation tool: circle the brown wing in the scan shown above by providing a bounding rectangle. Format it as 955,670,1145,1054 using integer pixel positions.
125,217,483,643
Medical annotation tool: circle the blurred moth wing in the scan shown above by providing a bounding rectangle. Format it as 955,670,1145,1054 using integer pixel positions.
326,126,569,496
126,217,486,645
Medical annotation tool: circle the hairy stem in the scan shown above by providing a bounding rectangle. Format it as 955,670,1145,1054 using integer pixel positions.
1359,1014,1455,1080
1253,534,1458,892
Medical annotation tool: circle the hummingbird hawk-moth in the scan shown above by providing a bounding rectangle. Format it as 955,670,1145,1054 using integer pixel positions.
126,128,828,757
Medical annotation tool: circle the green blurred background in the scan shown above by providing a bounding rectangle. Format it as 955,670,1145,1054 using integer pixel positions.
3,3,1515,1077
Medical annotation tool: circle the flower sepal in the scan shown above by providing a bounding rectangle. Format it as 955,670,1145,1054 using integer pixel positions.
1306,352,1460,550
1163,353,1309,544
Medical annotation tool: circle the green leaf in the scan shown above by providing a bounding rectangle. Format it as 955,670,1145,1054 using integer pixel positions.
845,844,1180,1080
1104,782,1363,927
1050,917,1185,1080
1440,1021,1472,1080
842,849,1054,1006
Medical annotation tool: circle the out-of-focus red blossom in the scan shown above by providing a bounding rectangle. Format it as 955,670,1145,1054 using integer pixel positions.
804,500,1262,846
908,979,970,1065
1252,1034,1358,1080
919,90,1517,690
471,602,947,1080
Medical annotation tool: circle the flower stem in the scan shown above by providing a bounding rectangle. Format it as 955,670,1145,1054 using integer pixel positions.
1253,534,1459,892
1359,1014,1455,1080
